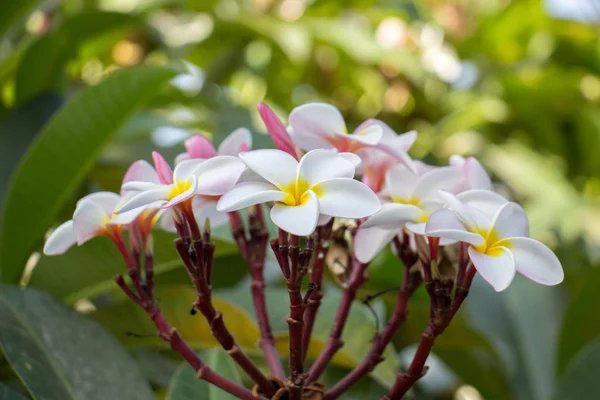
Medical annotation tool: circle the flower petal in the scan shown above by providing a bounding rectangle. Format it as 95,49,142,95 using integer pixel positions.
289,102,347,140
412,166,462,201
270,190,319,236
499,237,564,286
121,181,163,192
77,192,121,214
239,149,298,189
405,222,426,236
356,119,397,142
456,189,508,221
218,128,252,156
354,226,398,263
312,178,380,218
343,124,383,145
163,176,198,208
468,246,516,292
185,134,216,159
437,190,492,232
464,157,492,191
193,155,246,195
152,151,174,184
122,160,160,193
193,197,229,228
425,208,485,246
217,181,286,211
73,199,109,245
338,152,362,168
290,130,334,151
298,149,356,185
115,187,171,213
43,220,76,255
490,202,530,241
385,164,419,199
361,203,425,230
257,102,298,157
173,159,205,182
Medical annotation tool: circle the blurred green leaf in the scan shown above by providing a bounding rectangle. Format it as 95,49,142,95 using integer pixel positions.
557,267,600,376
320,366,387,399
0,0,39,39
553,339,600,400
167,348,243,400
0,64,178,284
0,382,28,400
131,348,180,388
28,231,237,303
0,284,153,400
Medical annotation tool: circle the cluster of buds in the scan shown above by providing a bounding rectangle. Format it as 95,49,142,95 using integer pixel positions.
44,101,564,399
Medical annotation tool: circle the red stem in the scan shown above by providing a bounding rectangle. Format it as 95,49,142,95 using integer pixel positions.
307,258,368,383
286,233,305,400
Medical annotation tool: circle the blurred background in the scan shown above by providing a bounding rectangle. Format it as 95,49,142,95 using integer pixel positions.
1,0,600,399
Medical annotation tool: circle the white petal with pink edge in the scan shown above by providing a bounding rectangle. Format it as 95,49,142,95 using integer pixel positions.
438,190,492,231
121,181,163,192
43,220,77,255
289,132,333,151
77,192,121,214
354,226,398,263
361,203,424,230
412,167,462,201
217,181,286,211
491,202,530,241
270,190,320,236
73,199,109,245
115,187,171,213
464,157,492,190
348,124,383,145
312,178,380,218
289,102,347,139
468,246,515,292
425,208,485,246
338,152,362,168
239,150,298,189
218,128,252,156
385,164,419,200
193,155,246,195
456,190,508,221
173,159,205,182
122,160,160,192
298,150,356,185
498,237,564,286
193,198,229,228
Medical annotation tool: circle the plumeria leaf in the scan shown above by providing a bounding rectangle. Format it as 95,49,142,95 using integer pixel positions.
167,348,243,400
0,0,40,38
0,284,153,400
0,65,178,283
0,382,28,400
553,339,600,400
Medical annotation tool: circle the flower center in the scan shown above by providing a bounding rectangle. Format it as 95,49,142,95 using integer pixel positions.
472,228,505,255
169,180,193,199
391,196,429,223
280,178,322,206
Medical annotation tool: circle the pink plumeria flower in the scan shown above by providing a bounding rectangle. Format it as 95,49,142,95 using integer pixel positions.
354,164,461,263
449,154,492,191
425,190,564,291
288,102,384,155
175,128,252,163
116,153,245,214
217,149,380,236
257,102,300,159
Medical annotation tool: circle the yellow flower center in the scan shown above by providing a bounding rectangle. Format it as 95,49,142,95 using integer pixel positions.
391,196,429,223
169,180,193,200
280,178,323,206
472,228,507,256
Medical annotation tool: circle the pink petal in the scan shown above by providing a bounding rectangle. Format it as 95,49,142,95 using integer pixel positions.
257,103,297,158
152,151,174,184
185,134,217,159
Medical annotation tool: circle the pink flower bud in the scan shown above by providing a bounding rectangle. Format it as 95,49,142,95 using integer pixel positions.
152,151,174,184
257,102,298,159
185,134,217,159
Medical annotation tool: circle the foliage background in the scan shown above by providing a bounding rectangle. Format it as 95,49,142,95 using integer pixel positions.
1,0,600,399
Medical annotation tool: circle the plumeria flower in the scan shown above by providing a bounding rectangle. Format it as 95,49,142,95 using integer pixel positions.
425,190,564,291
116,153,245,214
217,149,380,236
175,128,252,163
449,154,492,191
257,102,299,159
354,164,462,263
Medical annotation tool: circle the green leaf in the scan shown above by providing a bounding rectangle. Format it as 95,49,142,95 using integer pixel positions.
167,348,243,400
557,267,600,375
0,64,178,284
0,284,153,400
553,339,600,400
0,382,28,400
92,284,262,350
0,0,39,39
28,231,238,303
320,366,387,399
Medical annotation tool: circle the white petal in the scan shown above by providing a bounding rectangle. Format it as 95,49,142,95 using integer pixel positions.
468,246,515,292
342,124,383,145
289,131,334,151
121,181,162,192
193,155,246,195
339,152,362,168
115,187,171,213
449,154,465,167
163,176,198,208
173,159,205,182
109,207,146,225
499,237,564,286
385,164,419,199
464,157,492,191
122,160,160,190
298,150,356,185
77,192,121,214
361,203,425,230
457,190,508,221
354,226,398,263
174,152,188,165
159,212,177,233
270,190,319,236
239,149,298,189
217,181,286,211
490,202,530,241
312,178,380,218
193,198,229,228
412,167,462,201
425,208,485,246
73,199,109,245
289,102,347,139
218,128,252,156
43,220,76,255
405,222,426,236
317,214,333,226
356,119,397,142
438,190,492,232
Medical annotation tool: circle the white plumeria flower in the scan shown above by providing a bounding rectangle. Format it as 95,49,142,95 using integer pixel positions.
175,128,252,163
171,60,204,94
354,164,461,263
217,149,381,236
116,154,245,214
288,102,384,155
449,154,492,191
425,190,564,292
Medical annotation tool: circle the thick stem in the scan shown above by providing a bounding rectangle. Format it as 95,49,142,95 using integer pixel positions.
307,258,368,383
286,234,305,400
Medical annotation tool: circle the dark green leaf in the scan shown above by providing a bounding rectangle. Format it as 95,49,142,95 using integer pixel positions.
0,65,178,283
0,382,28,400
0,285,153,400
0,0,40,39
553,339,600,400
